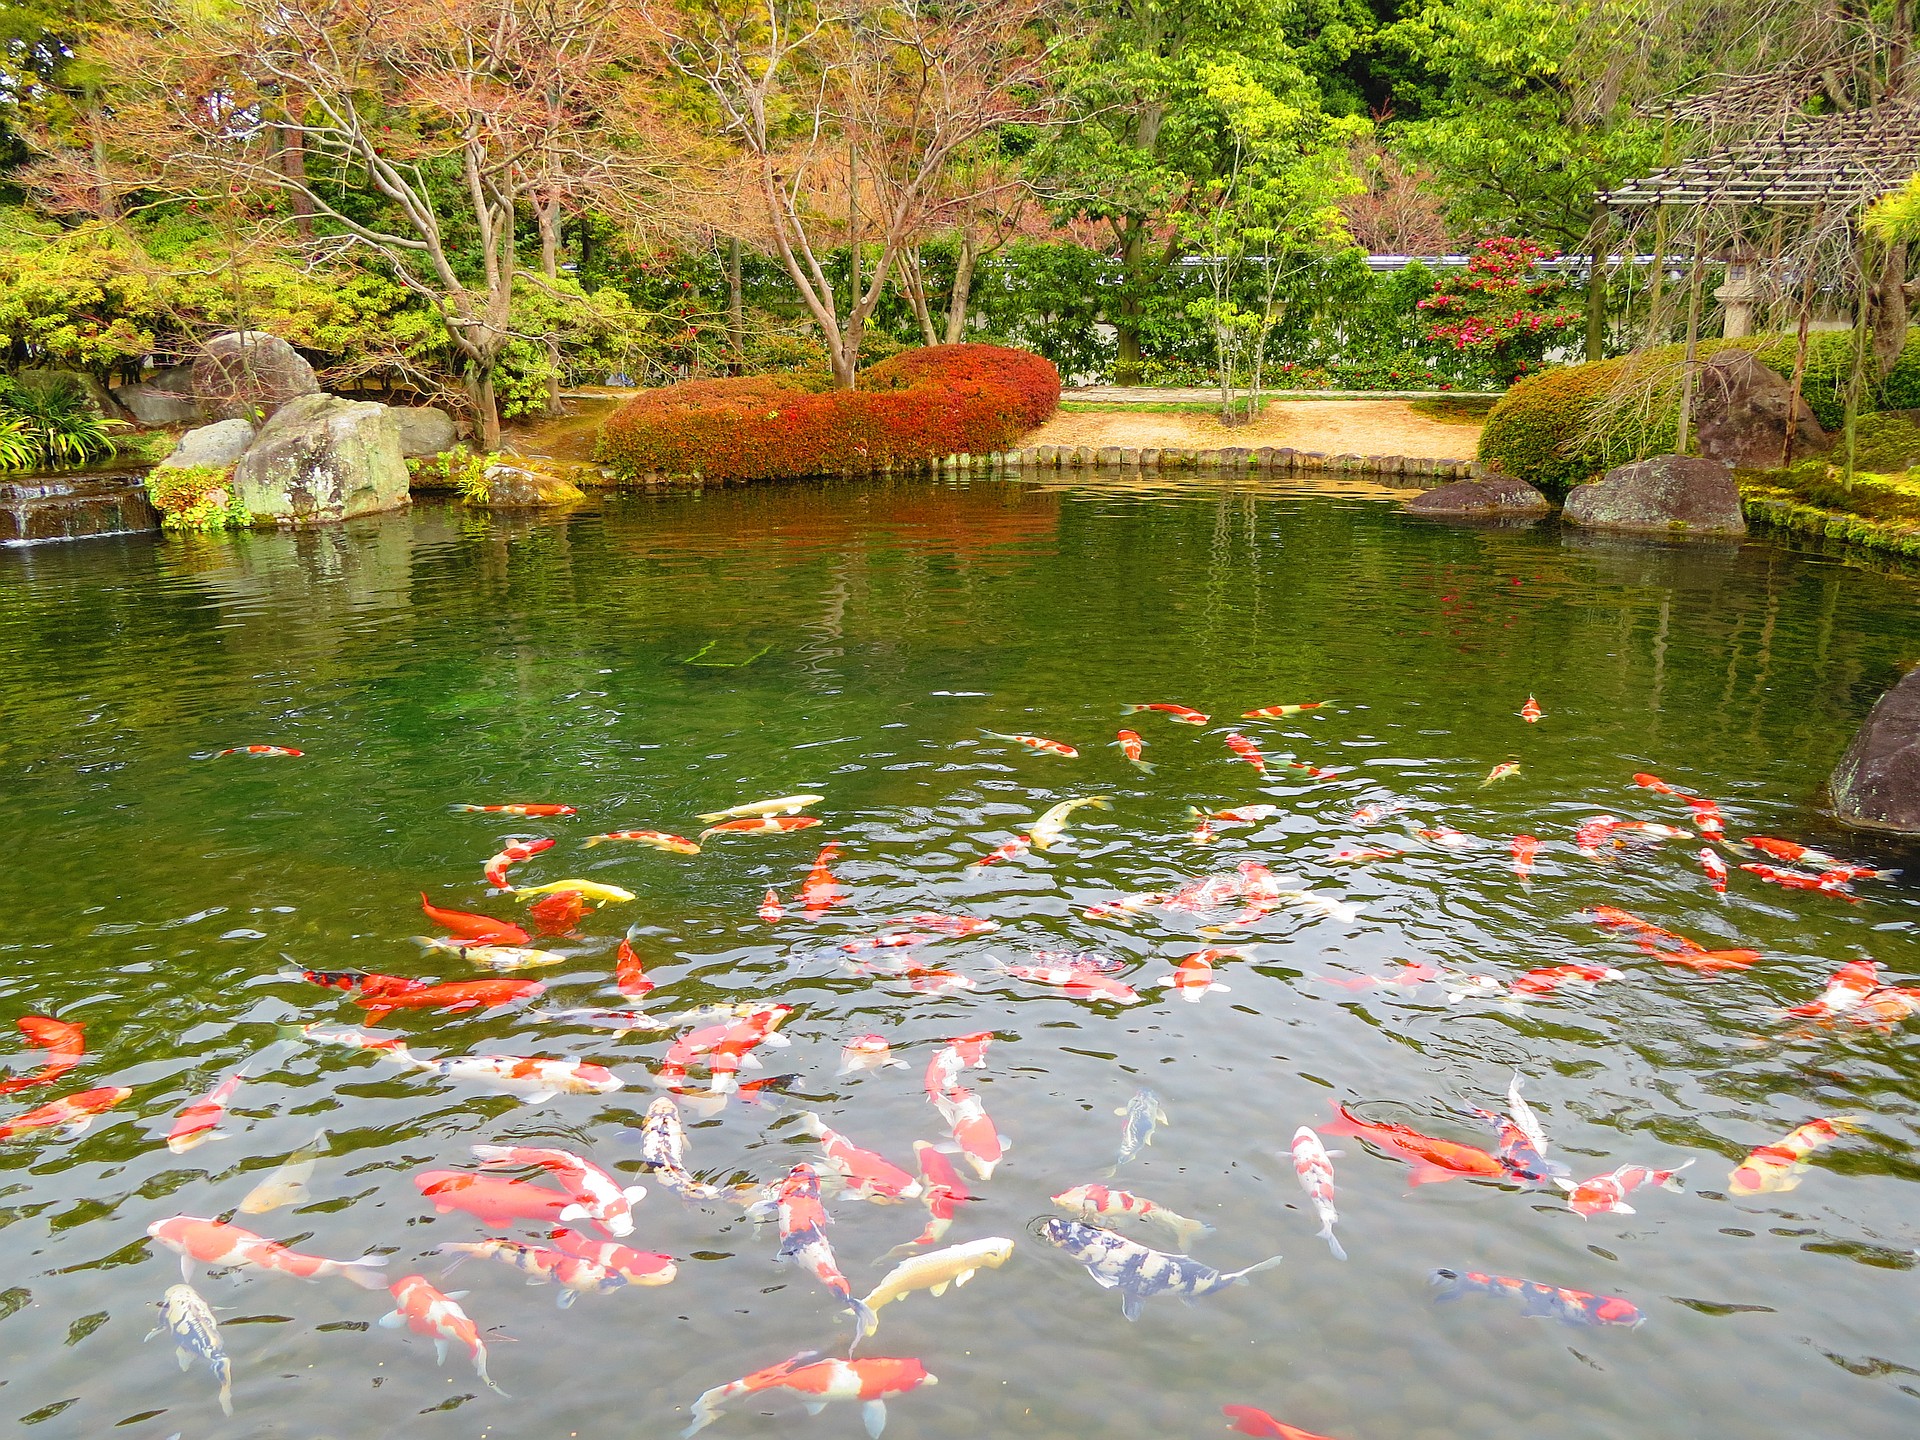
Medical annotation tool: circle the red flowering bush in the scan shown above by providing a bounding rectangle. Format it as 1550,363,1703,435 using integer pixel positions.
596,344,1061,482
1418,237,1580,386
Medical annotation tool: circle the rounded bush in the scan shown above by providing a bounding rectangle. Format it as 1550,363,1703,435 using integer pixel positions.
596,344,1061,482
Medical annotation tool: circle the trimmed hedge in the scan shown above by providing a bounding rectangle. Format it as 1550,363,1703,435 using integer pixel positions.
1477,328,1920,496
596,344,1061,482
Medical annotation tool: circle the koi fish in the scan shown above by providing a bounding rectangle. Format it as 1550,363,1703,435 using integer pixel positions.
897,913,997,938
799,1113,922,1201
1741,862,1858,900
1190,805,1280,826
1290,1127,1345,1260
884,1142,973,1257
166,1069,246,1154
1558,1161,1691,1217
410,1052,622,1103
611,932,655,997
1030,796,1113,850
453,803,575,817
774,1163,875,1330
296,969,544,1025
1700,847,1728,892
888,965,978,995
1631,773,1674,795
380,1274,504,1394
1123,702,1210,725
415,937,569,971
1191,819,1218,845
1482,762,1520,787
420,893,529,947
147,1283,232,1415
999,961,1142,1005
415,1169,573,1226
656,1005,793,1092
435,1238,627,1307
683,1353,936,1439
1592,910,1755,971
699,816,823,842
1417,827,1476,850
979,729,1078,757
485,835,554,887
695,794,824,823
1821,863,1899,883
1485,1072,1558,1181
1349,801,1405,825
840,932,940,955
147,1215,388,1288
758,888,786,923
210,745,302,758
1431,1268,1643,1327
1327,845,1400,864
1319,1102,1508,1186
857,1237,1014,1338
238,1129,328,1214
1223,733,1267,775
0,1084,131,1142
514,878,636,903
471,1144,647,1237
1728,1116,1864,1195
550,1227,678,1285
839,1035,907,1078
1785,961,1885,1019
1113,1088,1168,1168
295,1023,413,1059
581,829,701,854
1681,794,1724,835
1511,834,1539,880
923,1033,992,1097
1613,821,1693,840
0,1015,85,1096
933,1085,1008,1181
801,843,844,912
1038,1218,1282,1321
1573,816,1623,857
1509,963,1624,998
636,1095,722,1200
1115,730,1153,770
1223,1405,1340,1440
1242,702,1325,719
1152,951,1233,1002
1052,1182,1211,1250
1518,696,1542,723
971,835,1032,867
1319,960,1443,992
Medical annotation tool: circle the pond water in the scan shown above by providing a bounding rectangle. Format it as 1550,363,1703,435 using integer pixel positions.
2,478,1918,1440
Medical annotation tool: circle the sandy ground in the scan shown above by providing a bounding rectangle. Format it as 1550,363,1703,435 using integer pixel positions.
1022,399,1483,460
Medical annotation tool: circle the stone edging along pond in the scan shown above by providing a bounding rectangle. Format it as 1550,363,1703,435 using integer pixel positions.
856,444,1477,481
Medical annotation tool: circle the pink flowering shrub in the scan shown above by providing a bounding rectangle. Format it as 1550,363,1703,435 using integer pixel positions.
1417,237,1581,386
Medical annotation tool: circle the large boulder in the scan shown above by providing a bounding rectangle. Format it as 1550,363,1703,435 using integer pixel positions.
1831,667,1920,834
1693,349,1828,469
229,393,410,525
391,405,457,458
474,458,585,509
114,381,202,426
193,331,319,422
1562,454,1746,535
156,418,255,471
1405,472,1551,517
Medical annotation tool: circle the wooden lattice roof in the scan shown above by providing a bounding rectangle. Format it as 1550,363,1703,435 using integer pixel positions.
1601,102,1920,212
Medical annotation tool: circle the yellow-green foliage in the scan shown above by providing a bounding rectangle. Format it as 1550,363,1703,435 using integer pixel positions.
146,464,252,533
1741,460,1920,559
407,445,490,501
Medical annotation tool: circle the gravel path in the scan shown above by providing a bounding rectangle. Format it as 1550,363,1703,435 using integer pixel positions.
1026,398,1484,461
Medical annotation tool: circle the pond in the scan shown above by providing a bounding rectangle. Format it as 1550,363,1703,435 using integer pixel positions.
1,478,1917,1440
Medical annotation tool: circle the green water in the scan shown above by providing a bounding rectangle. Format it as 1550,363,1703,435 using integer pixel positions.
2,479,1919,1440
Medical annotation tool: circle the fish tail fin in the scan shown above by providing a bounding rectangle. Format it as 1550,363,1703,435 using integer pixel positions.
1316,1102,1366,1138
1132,759,1155,773
1404,1164,1456,1187
1323,1230,1348,1262
450,804,482,813
1828,1116,1868,1135
1165,1214,1214,1251
1227,1255,1285,1284
1429,1268,1466,1302
215,1355,234,1415
795,1110,827,1139
850,1297,878,1336
1661,1160,1696,1190
1119,705,1146,714
338,1255,391,1290
580,836,604,848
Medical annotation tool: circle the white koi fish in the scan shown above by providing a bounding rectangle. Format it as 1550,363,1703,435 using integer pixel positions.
695,794,824,823
1029,796,1112,850
1290,1126,1346,1260
856,1238,1015,1339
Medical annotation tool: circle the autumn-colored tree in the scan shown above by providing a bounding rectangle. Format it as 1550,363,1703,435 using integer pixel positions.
1417,236,1579,386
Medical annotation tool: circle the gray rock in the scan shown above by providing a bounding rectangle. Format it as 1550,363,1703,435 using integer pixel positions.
391,405,457,458
1405,475,1552,516
1831,666,1920,834
1561,454,1746,535
148,361,199,395
230,393,410,525
475,459,585,508
193,331,319,422
114,382,202,426
156,419,256,471
1694,348,1827,470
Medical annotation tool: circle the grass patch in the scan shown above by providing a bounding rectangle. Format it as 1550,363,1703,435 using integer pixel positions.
1058,399,1264,415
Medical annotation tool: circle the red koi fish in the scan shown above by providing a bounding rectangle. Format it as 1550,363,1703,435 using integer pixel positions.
1745,836,1838,867
298,970,544,1025
1700,847,1728,892
210,745,302,758
1558,1161,1691,1217
580,829,700,854
484,836,554,887
924,1033,993,1097
699,815,822,841
148,1215,388,1288
773,1163,875,1330
1431,1267,1643,1327
1510,963,1624,997
1728,1117,1863,1195
896,913,998,938
979,729,1078,757
999,962,1142,1005
1573,816,1623,857
841,932,939,955
1153,952,1233,1002
549,1228,677,1285
1586,905,1669,938
884,1141,974,1256
0,1084,130,1142
1785,961,1885,1019
1192,805,1280,826
685,1352,935,1437
1511,834,1539,880
800,843,843,913
1681,795,1725,838
1821,863,1899,883
453,803,575,817
1123,702,1209,725
656,1005,794,1091
906,968,977,995
166,1070,246,1154
1223,733,1267,775
1518,696,1542,723
1115,729,1152,770
383,1274,505,1394
1223,1405,1339,1440
1320,960,1443,992
1242,701,1325,719
526,889,586,935
0,1015,85,1096
970,835,1031,867
1741,862,1858,900
415,1169,572,1226
614,933,655,997
471,1144,648,1238
1319,1102,1509,1186
799,1113,922,1201
1631,772,1674,794
758,888,785,922
420,894,529,947
933,1085,1007,1181
1417,827,1476,850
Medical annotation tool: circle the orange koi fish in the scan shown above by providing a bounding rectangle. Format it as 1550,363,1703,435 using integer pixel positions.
924,1033,993,1097
1510,834,1539,880
684,1352,936,1437
838,1035,906,1078
1728,1117,1863,1195
0,1083,130,1142
298,969,543,1025
166,1070,246,1154
1328,845,1399,864
1242,702,1325,719
1821,863,1899,883
1482,762,1520,787
1319,1102,1509,1186
209,745,302,758
1115,729,1153,770
526,889,586,935
148,1215,388,1288
896,913,998,938
1573,815,1623,856
1700,847,1728,892
1152,951,1233,1002
453,803,575,817
1417,827,1476,850
773,1163,874,1329
799,1113,922,1202
1681,795,1725,838
699,815,822,842
1741,862,1858,900
801,843,844,913
382,1274,505,1394
484,835,554,887
420,893,530,946
1123,702,1210,725
1631,772,1674,795
415,1169,571,1226
0,1015,85,1096
758,888,785,922
998,961,1142,1005
1558,1161,1690,1217
970,835,1031,867
580,830,701,854
613,933,655,997
884,1142,974,1257
1224,1405,1340,1440
470,1143,648,1238
550,1227,678,1285
1510,963,1623,997
1785,960,1885,1019
1745,835,1838,867
1222,732,1267,775
979,729,1078,757
1518,696,1542,723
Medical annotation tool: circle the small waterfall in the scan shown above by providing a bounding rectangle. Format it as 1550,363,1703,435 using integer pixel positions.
0,470,161,545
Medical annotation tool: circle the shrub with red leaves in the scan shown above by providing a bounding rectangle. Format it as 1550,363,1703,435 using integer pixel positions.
596,344,1061,482
1417,237,1580,386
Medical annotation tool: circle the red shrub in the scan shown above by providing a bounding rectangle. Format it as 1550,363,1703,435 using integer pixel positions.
596,344,1061,482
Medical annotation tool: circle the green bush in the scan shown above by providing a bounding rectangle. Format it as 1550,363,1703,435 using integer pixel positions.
0,371,120,469
146,464,253,532
407,445,490,500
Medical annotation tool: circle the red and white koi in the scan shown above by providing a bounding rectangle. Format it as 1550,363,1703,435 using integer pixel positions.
884,1142,973,1257
1741,862,1859,900
1051,1182,1210,1250
166,1070,246,1154
774,1163,874,1329
932,1085,1007,1181
998,961,1142,1005
1518,696,1543,723
415,1169,571,1227
656,1005,793,1092
471,1144,646,1237
1510,833,1539,880
484,835,554,887
209,744,302,758
979,729,1078,757
1573,816,1624,857
612,932,656,998
1681,795,1725,838
1242,701,1326,719
1509,963,1624,998
297,969,544,1025
1328,845,1400,864
970,835,1031,867
838,1035,907,1078
452,802,575,817
580,829,700,854
798,1113,922,1201
1785,960,1885,1019
0,1015,85,1097
1557,1161,1691,1217
1727,1117,1864,1195
1151,950,1234,1002
435,1238,627,1307
381,1274,504,1394
1289,1126,1346,1260
1612,821,1693,841
0,1084,130,1143
1123,702,1210,725
800,843,844,913
1115,729,1153,770
895,912,998,938
148,1215,388,1288
412,1052,622,1103
1700,846,1728,892
1223,732,1268,775
1350,800,1405,825
1319,1102,1508,1187
758,888,785,923
699,815,822,842
1416,826,1476,850
924,1033,992,1096
1190,804,1281,826
684,1352,936,1438
1318,959,1443,992
1482,761,1520,787
550,1227,678,1285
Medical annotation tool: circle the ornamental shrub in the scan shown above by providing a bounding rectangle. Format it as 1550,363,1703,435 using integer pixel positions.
146,464,253,532
595,344,1061,482
1417,237,1581,386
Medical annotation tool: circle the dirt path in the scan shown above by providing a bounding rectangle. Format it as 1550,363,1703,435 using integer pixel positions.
1021,399,1484,460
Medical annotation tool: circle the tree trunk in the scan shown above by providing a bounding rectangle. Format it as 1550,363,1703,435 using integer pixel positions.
84,80,113,217
728,237,745,373
536,197,562,413
281,125,314,239
1115,220,1146,384
944,230,977,345
1871,240,1909,378
1586,206,1608,362
900,248,939,346
469,364,501,452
